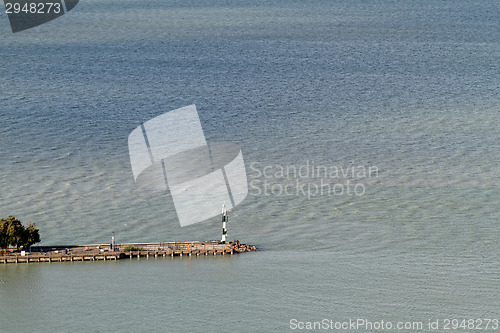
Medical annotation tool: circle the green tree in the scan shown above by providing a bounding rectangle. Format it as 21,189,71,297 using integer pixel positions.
0,218,8,249
23,223,41,248
5,216,25,250
0,216,41,250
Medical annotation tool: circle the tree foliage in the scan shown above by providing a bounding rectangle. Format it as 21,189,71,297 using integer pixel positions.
0,216,41,250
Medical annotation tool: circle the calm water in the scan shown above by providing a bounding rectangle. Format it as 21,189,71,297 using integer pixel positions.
1,0,499,332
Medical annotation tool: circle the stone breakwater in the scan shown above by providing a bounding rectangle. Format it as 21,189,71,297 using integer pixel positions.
0,241,258,263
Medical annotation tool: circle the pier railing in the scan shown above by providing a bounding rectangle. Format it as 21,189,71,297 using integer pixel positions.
1,241,257,264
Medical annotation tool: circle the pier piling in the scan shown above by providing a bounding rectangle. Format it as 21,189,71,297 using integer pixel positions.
0,241,256,264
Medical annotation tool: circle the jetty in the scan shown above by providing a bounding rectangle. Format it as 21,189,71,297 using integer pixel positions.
0,241,257,264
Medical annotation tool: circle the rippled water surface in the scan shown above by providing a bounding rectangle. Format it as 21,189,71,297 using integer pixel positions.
0,0,499,332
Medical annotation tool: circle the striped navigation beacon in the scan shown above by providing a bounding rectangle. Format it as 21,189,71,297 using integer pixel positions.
221,203,228,244
128,105,248,227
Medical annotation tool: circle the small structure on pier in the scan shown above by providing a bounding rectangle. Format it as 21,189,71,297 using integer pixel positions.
221,203,228,244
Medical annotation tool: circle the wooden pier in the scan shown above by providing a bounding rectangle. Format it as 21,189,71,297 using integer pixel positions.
0,241,257,264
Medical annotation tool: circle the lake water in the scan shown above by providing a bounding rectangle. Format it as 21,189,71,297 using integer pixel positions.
0,0,499,332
